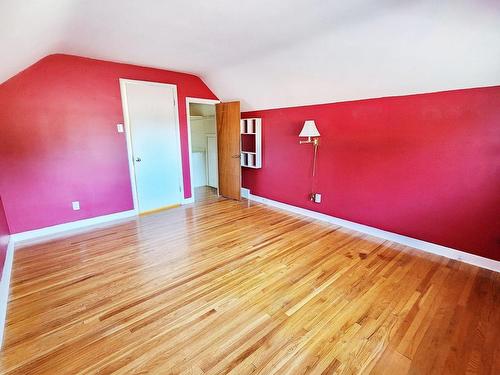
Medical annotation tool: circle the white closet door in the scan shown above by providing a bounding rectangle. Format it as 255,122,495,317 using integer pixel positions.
124,81,182,213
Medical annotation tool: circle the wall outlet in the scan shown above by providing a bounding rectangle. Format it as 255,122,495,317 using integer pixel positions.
72,201,80,210
117,124,124,133
312,193,322,203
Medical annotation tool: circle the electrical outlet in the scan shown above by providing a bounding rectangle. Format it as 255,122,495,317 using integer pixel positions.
314,193,322,203
117,124,124,133
72,201,80,210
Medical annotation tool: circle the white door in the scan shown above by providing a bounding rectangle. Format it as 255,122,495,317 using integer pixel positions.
122,80,183,213
207,135,218,188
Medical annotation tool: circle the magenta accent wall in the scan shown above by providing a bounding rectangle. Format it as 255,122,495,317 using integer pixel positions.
0,197,10,278
242,86,500,261
0,54,218,234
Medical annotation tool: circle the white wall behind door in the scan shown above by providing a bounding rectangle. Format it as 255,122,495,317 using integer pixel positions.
123,81,183,213
207,135,218,188
190,117,216,151
191,152,207,187
190,116,216,188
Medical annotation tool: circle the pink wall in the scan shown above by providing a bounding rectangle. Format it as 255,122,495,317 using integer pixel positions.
0,197,10,278
242,86,500,261
0,54,218,233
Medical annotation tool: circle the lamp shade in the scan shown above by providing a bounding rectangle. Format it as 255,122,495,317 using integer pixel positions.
299,120,320,137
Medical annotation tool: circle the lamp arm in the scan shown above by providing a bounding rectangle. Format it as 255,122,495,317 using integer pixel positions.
299,136,313,144
312,142,319,177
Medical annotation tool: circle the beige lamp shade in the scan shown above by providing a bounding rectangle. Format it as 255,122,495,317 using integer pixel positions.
299,120,320,137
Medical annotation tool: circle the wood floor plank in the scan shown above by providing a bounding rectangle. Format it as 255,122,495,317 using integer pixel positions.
0,187,498,374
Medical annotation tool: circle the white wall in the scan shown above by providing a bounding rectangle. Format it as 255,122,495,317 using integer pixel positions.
190,115,216,187
190,117,216,152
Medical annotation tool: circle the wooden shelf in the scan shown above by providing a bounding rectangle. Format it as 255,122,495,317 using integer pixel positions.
240,118,262,169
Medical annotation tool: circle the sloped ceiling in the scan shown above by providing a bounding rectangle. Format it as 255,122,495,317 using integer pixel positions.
1,0,500,111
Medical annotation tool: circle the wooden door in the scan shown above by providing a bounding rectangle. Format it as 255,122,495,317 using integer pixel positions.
216,101,241,200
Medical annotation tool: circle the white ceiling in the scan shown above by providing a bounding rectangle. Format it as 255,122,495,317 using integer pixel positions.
1,0,500,110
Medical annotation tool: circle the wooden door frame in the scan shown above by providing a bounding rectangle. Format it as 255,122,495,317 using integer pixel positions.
119,78,184,213
186,97,221,201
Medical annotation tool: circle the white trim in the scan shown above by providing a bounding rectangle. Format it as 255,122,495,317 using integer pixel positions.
241,188,250,199
247,192,500,273
185,97,221,105
0,239,15,348
186,97,220,201
183,197,195,205
119,79,185,212
11,210,136,245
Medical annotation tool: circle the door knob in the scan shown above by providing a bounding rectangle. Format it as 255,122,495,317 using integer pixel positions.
232,154,241,159
135,157,142,162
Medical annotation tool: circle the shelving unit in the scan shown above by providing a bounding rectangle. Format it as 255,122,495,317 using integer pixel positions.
240,118,262,168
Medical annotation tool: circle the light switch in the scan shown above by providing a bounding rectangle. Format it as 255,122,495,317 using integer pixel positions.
117,124,124,133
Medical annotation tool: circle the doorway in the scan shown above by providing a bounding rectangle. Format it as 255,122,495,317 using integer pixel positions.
187,100,219,202
120,79,184,214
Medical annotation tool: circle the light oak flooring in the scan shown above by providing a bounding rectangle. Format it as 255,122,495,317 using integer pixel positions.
1,187,498,374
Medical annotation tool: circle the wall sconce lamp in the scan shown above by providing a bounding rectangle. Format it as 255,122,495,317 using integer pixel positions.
299,120,320,176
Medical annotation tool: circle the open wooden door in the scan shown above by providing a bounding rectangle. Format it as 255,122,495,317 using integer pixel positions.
216,101,241,200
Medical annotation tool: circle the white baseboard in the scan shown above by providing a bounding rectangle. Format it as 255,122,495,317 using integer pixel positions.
182,197,195,204
0,239,15,348
241,188,250,199
11,209,137,245
248,193,500,273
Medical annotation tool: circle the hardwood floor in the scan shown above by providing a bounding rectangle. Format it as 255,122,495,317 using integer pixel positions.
194,185,219,203
1,191,498,374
